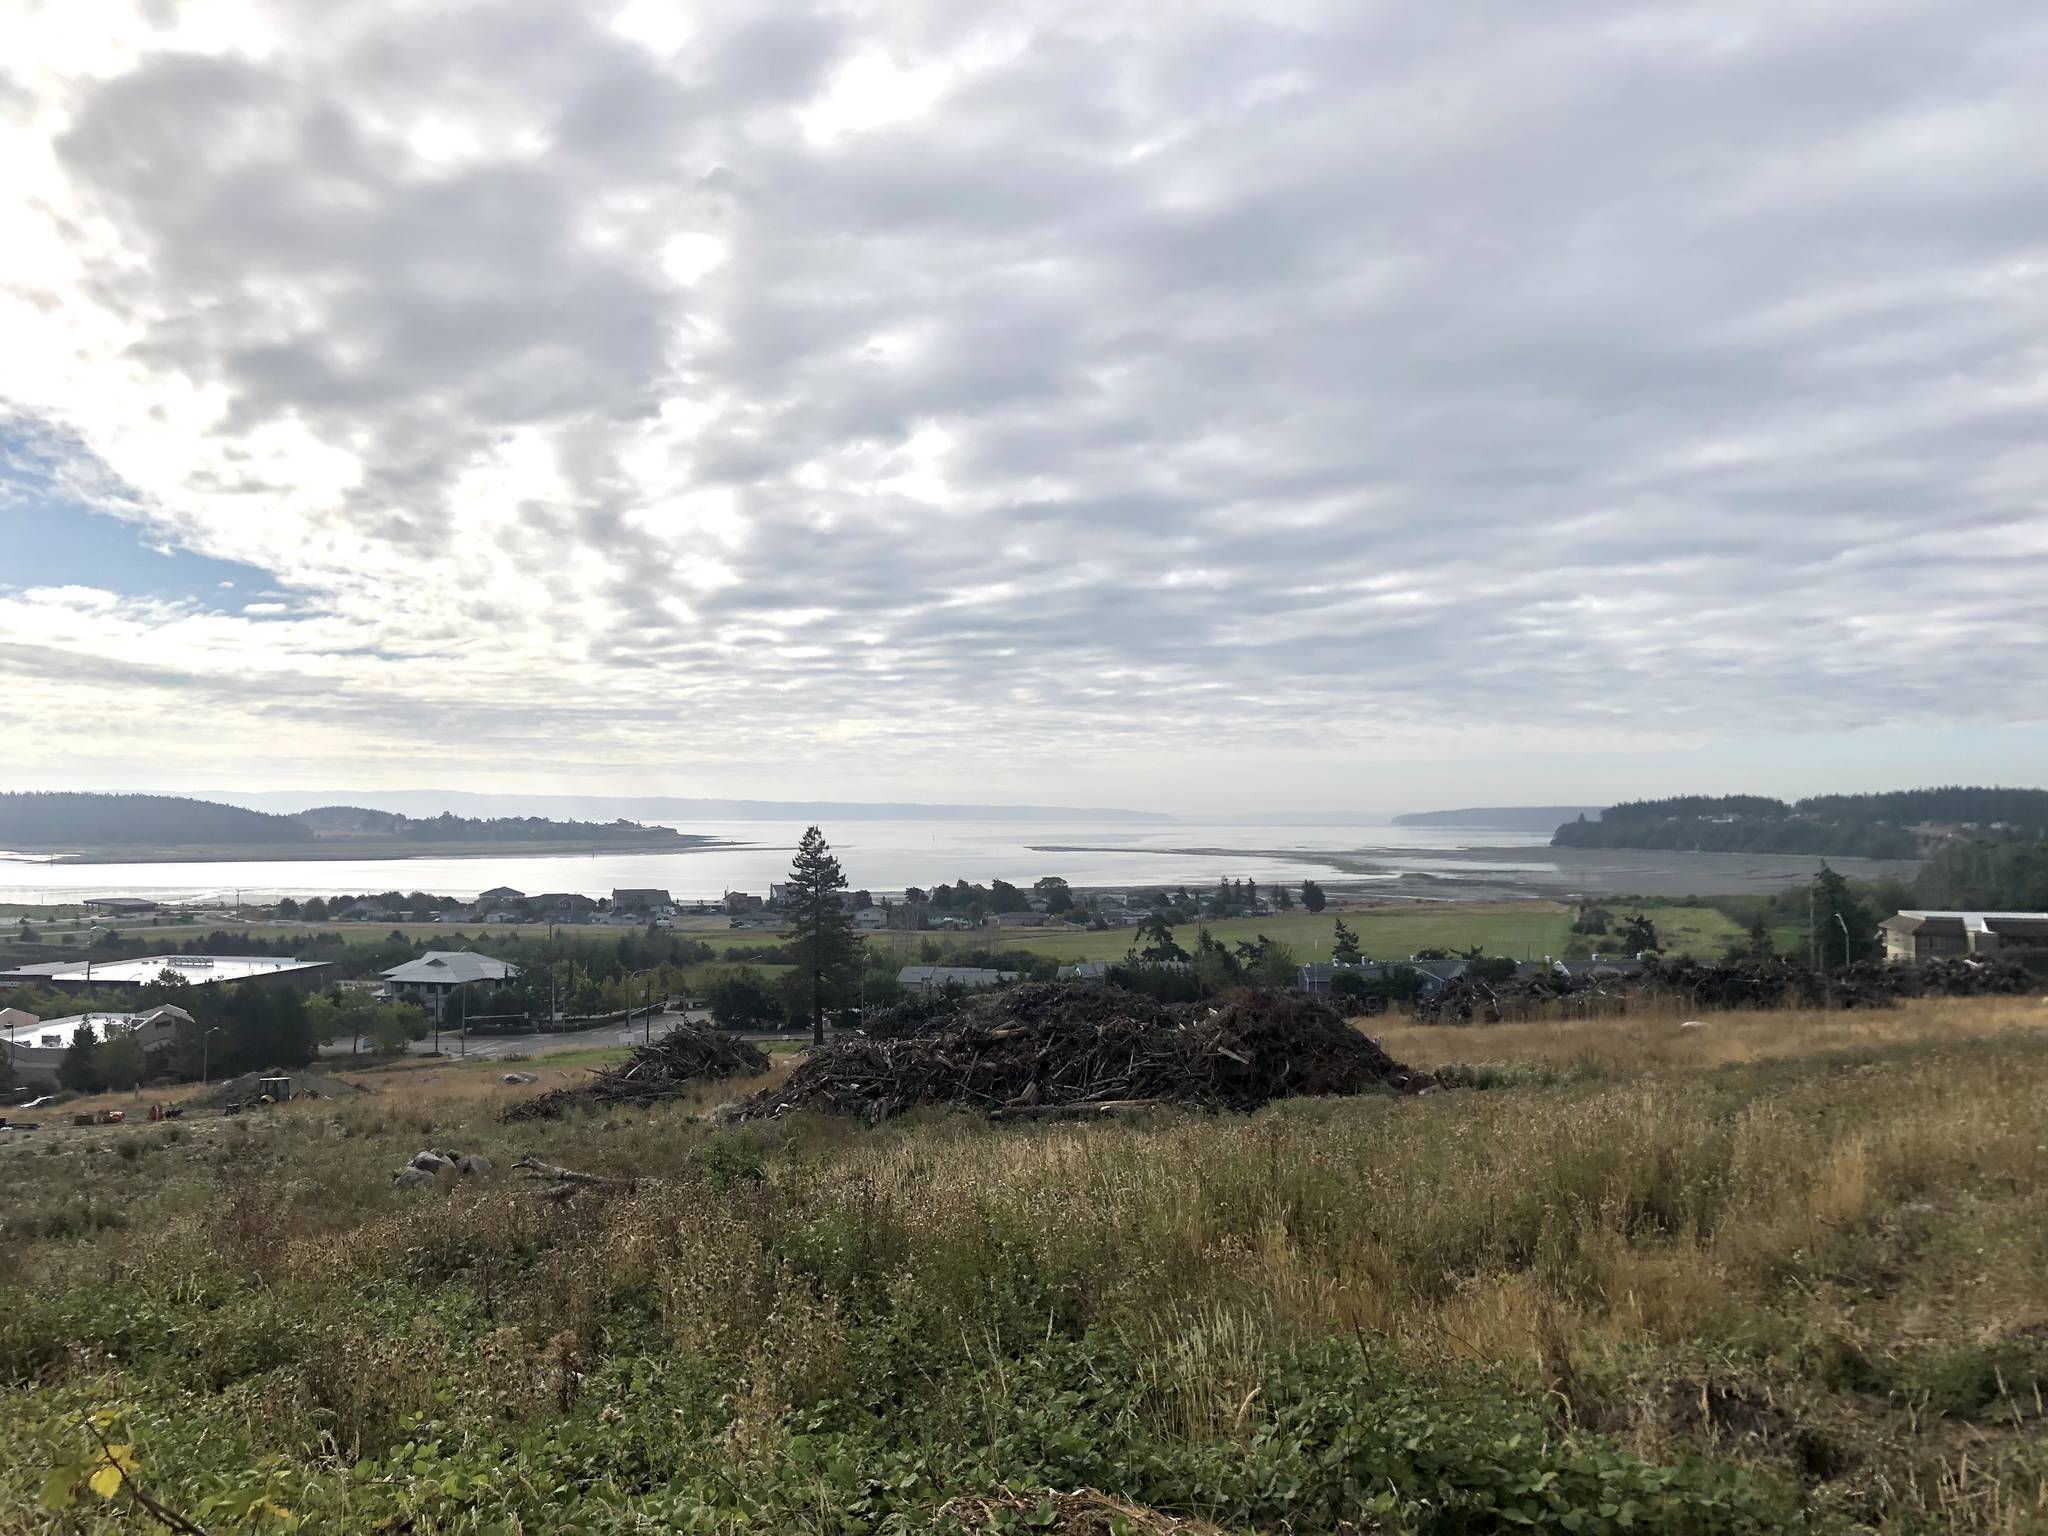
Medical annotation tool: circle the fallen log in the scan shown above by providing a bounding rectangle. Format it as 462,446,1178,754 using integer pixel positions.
512,1155,638,1195
989,1098,1169,1121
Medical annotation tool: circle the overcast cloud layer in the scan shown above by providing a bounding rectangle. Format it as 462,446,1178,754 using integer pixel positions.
2,0,2045,810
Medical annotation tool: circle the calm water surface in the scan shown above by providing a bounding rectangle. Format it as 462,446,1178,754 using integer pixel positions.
0,820,1550,904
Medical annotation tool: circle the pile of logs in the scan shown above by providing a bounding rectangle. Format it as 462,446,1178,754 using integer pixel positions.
734,983,1431,1125
502,1025,771,1121
1409,955,2037,1025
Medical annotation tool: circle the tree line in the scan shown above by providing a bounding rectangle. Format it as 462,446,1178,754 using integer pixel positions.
1553,786,2048,860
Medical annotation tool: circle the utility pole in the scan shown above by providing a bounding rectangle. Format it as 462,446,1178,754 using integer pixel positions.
1836,913,1851,970
1808,884,1817,970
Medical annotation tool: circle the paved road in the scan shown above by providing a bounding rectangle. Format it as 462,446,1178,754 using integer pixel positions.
317,1008,755,1064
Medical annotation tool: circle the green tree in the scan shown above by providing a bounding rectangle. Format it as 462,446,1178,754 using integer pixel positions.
1133,913,1188,965
1232,935,1299,988
1193,930,1239,994
1618,914,1662,955
1331,918,1363,966
1034,876,1075,914
710,968,781,1029
1811,864,1878,967
1274,883,1294,911
100,1029,149,1092
786,826,859,1045
366,1002,429,1056
301,896,329,922
1745,914,1775,961
59,1021,104,1093
1301,880,1327,914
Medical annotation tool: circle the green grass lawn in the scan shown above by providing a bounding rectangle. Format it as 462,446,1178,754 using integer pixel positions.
18,903,1749,969
941,901,1743,964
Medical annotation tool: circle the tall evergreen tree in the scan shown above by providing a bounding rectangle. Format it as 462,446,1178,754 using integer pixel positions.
786,825,858,1045
1810,864,1878,967
1133,913,1188,965
1300,880,1327,914
59,1021,104,1093
1331,918,1363,966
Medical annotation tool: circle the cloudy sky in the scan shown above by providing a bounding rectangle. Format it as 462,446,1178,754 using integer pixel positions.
2,0,2045,814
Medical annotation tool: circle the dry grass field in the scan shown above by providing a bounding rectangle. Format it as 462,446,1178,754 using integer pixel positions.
3,994,2045,1533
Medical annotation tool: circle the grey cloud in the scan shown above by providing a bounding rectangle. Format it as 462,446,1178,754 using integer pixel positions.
18,0,2048,789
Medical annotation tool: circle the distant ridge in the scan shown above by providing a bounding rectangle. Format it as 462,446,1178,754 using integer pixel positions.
203,790,1172,824
0,791,697,858
1393,805,1604,831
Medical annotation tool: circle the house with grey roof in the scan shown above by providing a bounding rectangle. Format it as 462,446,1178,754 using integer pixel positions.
382,951,521,1020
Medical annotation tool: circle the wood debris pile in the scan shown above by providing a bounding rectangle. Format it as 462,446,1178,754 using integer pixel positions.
1411,955,2037,1024
733,982,1430,1125
502,1026,771,1121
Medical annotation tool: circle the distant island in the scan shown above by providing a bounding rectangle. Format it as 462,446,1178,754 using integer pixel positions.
205,789,1174,824
1550,787,2048,859
1393,806,1604,832
0,792,718,864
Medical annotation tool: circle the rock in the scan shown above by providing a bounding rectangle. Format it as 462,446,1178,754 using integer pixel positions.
501,1072,538,1085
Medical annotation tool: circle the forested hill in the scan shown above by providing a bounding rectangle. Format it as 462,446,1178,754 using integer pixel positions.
0,792,690,852
1551,786,2048,859
0,792,304,847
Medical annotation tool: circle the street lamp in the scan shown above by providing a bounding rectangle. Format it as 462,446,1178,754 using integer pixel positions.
626,968,661,1044
201,1026,222,1087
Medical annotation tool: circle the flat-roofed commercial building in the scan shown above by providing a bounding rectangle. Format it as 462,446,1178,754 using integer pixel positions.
0,955,332,994
1,1005,194,1087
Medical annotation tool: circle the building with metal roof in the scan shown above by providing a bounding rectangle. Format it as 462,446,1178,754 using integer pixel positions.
381,951,522,1020
1879,911,2048,963
1,1005,194,1087
0,955,331,994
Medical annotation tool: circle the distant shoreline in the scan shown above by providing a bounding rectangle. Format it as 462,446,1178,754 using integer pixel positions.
0,833,737,866
1030,840,1921,899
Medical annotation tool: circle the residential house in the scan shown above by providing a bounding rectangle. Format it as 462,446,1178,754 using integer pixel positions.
852,907,890,930
1295,959,1467,999
0,1006,38,1032
532,893,599,923
611,888,672,915
725,891,765,913
1879,911,2048,962
477,887,525,906
381,951,522,1022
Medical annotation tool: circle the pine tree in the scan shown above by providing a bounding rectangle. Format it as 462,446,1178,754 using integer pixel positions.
1331,918,1362,966
59,1020,104,1093
1301,880,1327,914
1134,913,1188,965
786,826,858,1045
